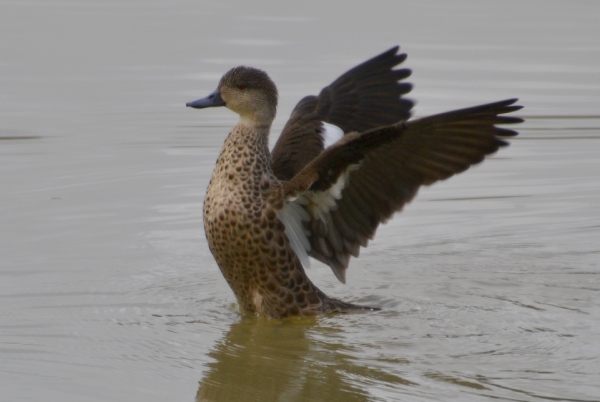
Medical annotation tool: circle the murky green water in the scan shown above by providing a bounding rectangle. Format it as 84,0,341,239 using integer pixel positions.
1,1,599,401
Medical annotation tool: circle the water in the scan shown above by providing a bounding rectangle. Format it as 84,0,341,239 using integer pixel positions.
1,1,599,401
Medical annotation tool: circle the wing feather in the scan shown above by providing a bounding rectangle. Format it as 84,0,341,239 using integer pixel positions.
271,48,522,284
271,46,413,181
283,99,522,282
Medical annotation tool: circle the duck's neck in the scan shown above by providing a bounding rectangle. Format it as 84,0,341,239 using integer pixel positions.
220,119,272,163
238,106,275,131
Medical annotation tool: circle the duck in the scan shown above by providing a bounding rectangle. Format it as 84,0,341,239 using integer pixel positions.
186,46,523,319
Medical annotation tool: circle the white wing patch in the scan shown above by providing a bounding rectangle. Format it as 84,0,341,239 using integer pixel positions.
277,197,311,268
278,122,355,270
278,163,360,270
306,163,360,223
320,122,344,149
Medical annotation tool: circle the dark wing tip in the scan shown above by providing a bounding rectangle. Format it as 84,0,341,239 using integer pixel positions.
498,98,519,105
494,127,520,138
496,116,524,125
392,68,412,80
494,99,523,139
383,45,401,55
496,99,523,113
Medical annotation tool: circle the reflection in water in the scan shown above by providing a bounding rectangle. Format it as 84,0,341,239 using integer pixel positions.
197,318,413,401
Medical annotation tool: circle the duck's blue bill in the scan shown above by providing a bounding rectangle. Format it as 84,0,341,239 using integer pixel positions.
186,90,225,108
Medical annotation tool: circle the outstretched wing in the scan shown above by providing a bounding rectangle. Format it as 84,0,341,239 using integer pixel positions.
281,99,523,283
271,46,413,181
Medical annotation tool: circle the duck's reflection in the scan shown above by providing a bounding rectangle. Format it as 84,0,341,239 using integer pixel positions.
196,317,376,401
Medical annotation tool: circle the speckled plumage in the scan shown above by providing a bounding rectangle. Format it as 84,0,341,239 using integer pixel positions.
187,47,523,319
203,123,358,317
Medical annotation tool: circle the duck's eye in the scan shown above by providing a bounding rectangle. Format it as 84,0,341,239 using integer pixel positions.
237,84,246,90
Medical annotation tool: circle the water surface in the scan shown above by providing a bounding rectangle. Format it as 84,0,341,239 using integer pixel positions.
1,1,599,401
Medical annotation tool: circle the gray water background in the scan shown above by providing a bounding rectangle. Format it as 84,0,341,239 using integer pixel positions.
1,1,599,401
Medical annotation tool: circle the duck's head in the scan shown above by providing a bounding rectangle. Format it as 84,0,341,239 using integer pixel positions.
187,66,278,126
